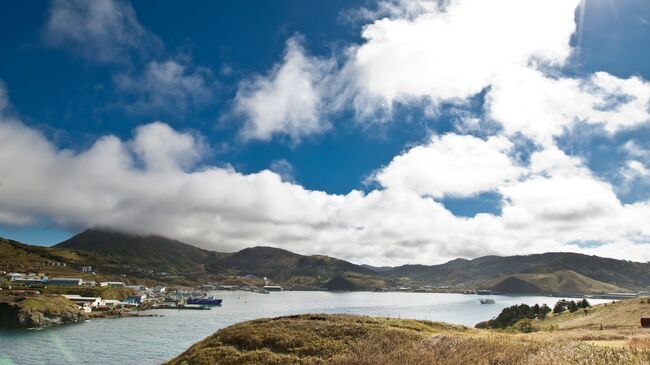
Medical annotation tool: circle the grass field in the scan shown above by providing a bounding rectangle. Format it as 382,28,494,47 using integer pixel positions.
167,297,650,365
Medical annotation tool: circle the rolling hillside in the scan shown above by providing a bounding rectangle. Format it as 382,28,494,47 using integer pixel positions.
479,270,628,295
7,230,387,289
386,253,650,291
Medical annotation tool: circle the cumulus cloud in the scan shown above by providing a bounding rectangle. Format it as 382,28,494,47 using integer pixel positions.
244,0,650,144
488,67,650,145
114,60,216,115
234,37,333,143
44,0,161,64
374,134,523,197
344,0,579,113
2,89,650,265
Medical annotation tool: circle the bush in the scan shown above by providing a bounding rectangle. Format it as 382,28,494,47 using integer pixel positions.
553,300,568,314
516,318,535,333
577,299,590,308
568,300,579,313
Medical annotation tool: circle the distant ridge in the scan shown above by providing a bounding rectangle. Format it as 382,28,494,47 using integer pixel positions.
386,252,650,291
1,228,647,294
479,270,628,295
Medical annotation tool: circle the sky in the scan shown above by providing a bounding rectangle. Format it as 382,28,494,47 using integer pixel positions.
0,0,649,266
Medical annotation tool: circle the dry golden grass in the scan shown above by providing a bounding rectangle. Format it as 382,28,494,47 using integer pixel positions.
538,297,650,330
166,308,650,365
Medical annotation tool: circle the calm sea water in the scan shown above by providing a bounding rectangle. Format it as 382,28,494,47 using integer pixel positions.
0,292,609,365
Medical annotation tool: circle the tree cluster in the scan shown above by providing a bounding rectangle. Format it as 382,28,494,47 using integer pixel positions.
478,303,551,329
477,299,591,330
553,298,590,314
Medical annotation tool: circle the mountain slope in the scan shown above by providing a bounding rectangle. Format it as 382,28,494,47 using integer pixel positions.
54,229,386,288
480,270,628,295
385,253,650,290
206,246,385,288
56,229,222,273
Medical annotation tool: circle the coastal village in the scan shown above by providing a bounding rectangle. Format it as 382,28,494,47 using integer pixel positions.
0,268,288,316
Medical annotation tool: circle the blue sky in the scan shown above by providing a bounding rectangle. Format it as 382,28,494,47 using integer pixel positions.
0,0,649,265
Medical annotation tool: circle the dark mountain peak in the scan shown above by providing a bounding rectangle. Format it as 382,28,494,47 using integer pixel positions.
57,228,207,251
56,228,215,273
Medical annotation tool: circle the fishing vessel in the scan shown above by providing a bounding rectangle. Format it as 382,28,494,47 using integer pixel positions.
186,296,223,306
479,298,495,304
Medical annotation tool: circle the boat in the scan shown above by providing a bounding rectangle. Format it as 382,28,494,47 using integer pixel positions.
186,296,223,306
181,304,212,310
480,299,495,304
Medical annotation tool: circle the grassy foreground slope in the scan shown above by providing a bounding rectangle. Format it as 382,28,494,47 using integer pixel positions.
167,299,650,365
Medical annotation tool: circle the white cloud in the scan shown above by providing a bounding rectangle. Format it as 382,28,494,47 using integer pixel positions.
487,67,650,145
114,60,215,114
131,122,204,172
624,140,650,161
620,160,650,182
246,0,650,144
44,0,160,64
345,0,579,112
1,112,650,265
374,134,523,197
234,37,333,143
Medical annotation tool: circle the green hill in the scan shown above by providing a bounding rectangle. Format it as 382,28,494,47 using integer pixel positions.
385,253,650,291
479,270,628,295
56,229,222,274
206,246,386,289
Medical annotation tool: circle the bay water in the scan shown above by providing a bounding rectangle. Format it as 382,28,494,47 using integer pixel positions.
0,291,609,365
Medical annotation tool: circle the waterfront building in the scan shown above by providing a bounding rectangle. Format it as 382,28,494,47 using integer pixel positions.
124,294,146,304
48,277,83,286
62,294,101,309
5,273,25,281
99,281,125,288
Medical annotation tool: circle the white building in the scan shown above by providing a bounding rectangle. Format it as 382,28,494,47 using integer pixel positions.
5,273,25,281
62,294,101,310
99,281,125,288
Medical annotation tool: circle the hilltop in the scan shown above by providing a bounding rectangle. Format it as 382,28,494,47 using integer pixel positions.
387,252,650,291
166,298,650,365
56,229,223,274
479,270,629,296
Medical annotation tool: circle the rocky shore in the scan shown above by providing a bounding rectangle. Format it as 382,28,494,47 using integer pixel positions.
0,293,88,329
